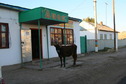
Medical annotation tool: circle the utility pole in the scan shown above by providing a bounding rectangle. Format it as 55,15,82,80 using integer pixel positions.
94,0,98,52
112,0,118,51
105,2,108,25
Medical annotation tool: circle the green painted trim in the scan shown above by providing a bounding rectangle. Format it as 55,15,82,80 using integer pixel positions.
38,20,42,69
19,7,68,23
85,35,87,53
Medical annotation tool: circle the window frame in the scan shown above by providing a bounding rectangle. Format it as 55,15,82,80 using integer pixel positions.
110,34,112,40
0,23,9,49
100,34,103,40
104,34,107,40
50,27,74,45
50,27,63,45
63,29,74,44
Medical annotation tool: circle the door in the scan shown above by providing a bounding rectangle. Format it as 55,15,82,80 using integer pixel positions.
80,36,87,54
21,30,32,62
31,29,42,60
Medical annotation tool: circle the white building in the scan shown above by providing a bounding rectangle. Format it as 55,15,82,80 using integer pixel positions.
80,21,118,40
0,3,81,66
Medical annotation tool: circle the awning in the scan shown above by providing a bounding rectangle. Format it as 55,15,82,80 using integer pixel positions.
19,7,68,25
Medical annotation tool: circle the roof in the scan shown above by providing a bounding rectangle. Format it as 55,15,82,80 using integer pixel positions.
69,17,82,22
97,24,116,32
19,7,68,25
85,21,119,33
0,2,81,22
0,3,29,11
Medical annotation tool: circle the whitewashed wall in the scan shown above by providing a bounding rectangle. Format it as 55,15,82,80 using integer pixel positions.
0,8,21,66
80,30,95,39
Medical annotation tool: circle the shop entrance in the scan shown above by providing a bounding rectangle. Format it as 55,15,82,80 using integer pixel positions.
31,29,42,60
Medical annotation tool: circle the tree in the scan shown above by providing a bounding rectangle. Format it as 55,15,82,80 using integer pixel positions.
83,17,95,23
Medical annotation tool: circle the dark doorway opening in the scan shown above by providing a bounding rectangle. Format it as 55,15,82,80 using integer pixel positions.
31,29,42,60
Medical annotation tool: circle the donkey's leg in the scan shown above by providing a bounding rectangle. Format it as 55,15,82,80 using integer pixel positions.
59,56,62,67
63,57,66,67
73,54,77,65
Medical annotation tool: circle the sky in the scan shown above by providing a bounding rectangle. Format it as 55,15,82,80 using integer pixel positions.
0,0,126,32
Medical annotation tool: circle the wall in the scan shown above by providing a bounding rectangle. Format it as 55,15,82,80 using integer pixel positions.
0,8,21,66
80,30,95,39
87,39,126,52
118,39,126,47
80,21,95,39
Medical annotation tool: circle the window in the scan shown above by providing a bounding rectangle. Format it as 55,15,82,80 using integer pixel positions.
50,27,73,45
100,34,103,40
50,28,62,45
0,23,9,48
110,34,112,39
63,29,73,44
104,34,107,39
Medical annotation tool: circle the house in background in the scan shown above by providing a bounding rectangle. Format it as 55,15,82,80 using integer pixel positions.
79,21,119,52
0,3,81,66
80,21,118,40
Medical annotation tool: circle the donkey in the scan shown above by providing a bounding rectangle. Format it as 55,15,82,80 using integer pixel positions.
54,44,77,67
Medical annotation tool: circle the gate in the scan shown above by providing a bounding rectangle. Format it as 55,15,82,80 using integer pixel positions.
80,36,87,54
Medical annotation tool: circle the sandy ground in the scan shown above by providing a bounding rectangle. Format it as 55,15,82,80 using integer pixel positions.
2,47,126,84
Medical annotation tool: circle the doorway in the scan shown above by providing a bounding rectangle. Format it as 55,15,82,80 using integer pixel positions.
31,29,42,60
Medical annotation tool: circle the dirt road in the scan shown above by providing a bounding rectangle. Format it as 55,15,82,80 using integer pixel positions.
2,47,126,84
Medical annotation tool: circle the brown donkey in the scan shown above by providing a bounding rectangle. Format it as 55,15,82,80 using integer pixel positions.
54,44,77,67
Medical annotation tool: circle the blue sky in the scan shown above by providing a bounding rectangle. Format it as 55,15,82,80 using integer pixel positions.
0,0,126,31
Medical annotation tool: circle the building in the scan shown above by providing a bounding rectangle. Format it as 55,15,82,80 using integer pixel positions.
0,3,81,66
80,21,118,40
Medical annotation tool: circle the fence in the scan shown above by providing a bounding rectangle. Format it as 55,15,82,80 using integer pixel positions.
87,39,126,52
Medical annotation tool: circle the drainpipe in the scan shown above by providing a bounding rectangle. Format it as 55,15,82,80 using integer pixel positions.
38,20,42,70
46,25,50,60
19,23,24,67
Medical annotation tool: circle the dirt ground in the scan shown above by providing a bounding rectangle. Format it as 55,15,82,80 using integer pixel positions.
2,47,126,84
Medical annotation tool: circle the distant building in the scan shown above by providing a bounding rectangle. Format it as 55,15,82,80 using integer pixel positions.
80,21,118,40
